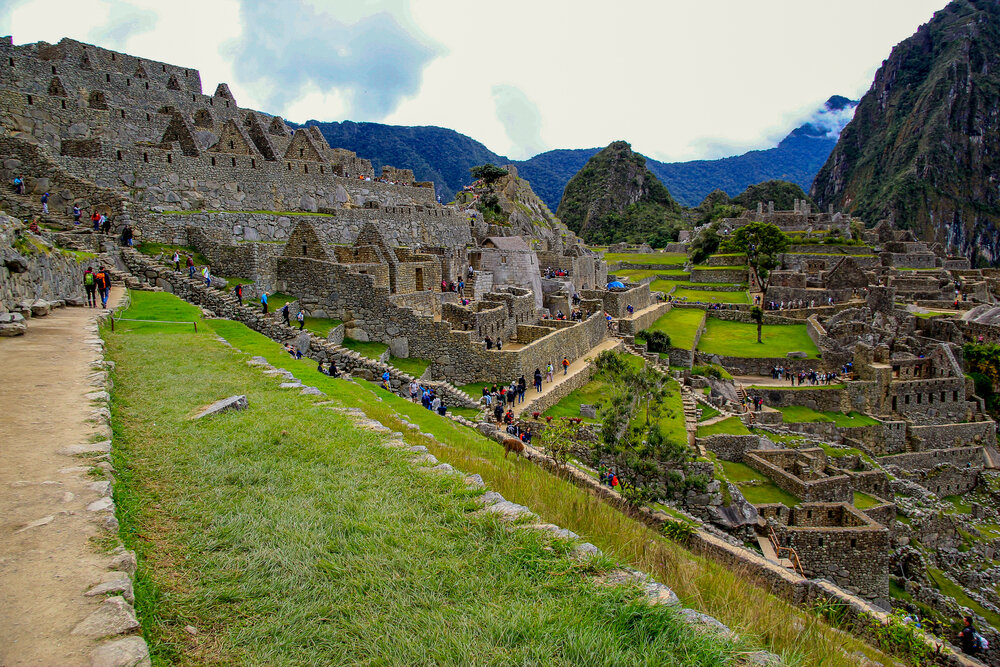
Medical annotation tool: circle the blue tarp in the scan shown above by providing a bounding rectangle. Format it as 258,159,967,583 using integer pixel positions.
607,281,626,288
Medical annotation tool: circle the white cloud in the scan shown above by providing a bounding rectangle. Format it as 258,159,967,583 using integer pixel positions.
0,0,949,161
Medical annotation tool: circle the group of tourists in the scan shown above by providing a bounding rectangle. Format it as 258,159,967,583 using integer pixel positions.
484,335,502,350
598,465,621,492
441,278,465,294
278,303,306,330
542,309,584,321
316,359,340,377
483,379,526,408
406,380,449,416
761,298,834,310
504,422,533,444
767,367,842,386
82,266,112,308
543,267,568,278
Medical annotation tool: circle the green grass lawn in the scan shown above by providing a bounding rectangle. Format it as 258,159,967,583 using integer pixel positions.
389,355,431,378
137,242,209,266
341,337,389,360
605,252,687,266
717,460,801,507
698,404,721,422
942,495,973,515
107,292,893,666
671,288,749,305
541,355,647,423
696,416,750,437
647,308,706,350
107,294,757,665
853,492,882,510
775,406,878,428
697,318,819,359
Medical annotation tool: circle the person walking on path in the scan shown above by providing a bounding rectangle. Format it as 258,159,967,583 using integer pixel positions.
546,363,554,383
83,266,97,308
202,265,211,287
186,254,195,278
458,278,464,296
534,368,543,393
562,357,569,375
517,375,526,404
72,205,81,224
960,616,986,656
233,283,243,306
281,303,291,326
95,266,110,309
296,309,305,330
13,174,22,194
172,251,180,271
260,291,269,314
40,192,48,215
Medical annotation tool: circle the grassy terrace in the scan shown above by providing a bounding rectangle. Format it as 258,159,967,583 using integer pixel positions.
672,288,749,305
717,460,802,507
648,308,706,350
612,268,690,281
137,242,209,267
696,416,750,437
108,293,757,665
775,406,879,428
108,292,894,665
697,318,820,359
604,252,687,266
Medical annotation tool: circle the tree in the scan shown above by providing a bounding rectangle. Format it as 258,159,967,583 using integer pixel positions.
721,221,789,296
538,419,580,469
689,224,721,264
469,163,509,188
750,306,764,344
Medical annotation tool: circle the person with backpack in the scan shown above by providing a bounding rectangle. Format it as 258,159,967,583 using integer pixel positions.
546,362,554,383
562,357,569,375
91,211,101,230
40,192,48,214
202,265,211,286
172,251,180,271
281,303,291,326
534,368,543,393
13,175,22,195
186,254,195,278
234,283,243,305
260,291,268,314
296,309,305,330
960,616,988,655
94,266,110,308
83,266,97,308
517,375,526,404
72,205,81,224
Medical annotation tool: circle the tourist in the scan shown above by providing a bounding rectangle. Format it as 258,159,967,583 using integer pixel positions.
484,335,493,350
260,291,268,314
120,224,133,247
436,398,447,416
202,265,211,286
468,264,474,278
328,361,339,378
234,283,243,305
72,205,81,224
441,278,448,292
458,278,464,295
562,356,569,375
186,254,195,278
381,370,391,391
281,303,291,326
517,375,526,403
959,616,984,656
40,192,48,214
13,174,22,194
431,394,442,413
534,368,543,393
296,309,305,330
493,402,503,423
95,266,110,308
496,338,502,350
172,251,180,271
102,214,111,235
83,266,97,308
546,363,554,383
482,386,491,406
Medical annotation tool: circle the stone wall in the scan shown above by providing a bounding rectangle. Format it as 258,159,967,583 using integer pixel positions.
1,214,88,311
696,354,831,376
753,386,847,411
699,434,763,462
688,267,747,283
908,421,996,450
618,301,671,337
744,449,852,503
880,446,986,472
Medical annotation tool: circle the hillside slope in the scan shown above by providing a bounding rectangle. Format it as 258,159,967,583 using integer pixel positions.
556,141,683,245
811,0,1000,264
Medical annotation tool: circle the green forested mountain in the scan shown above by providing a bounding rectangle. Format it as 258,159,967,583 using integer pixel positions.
812,0,1000,264
556,141,684,246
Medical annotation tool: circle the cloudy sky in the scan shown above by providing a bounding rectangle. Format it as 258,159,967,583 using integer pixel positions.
1,0,948,161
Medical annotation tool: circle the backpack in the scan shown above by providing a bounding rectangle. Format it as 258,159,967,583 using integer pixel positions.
975,631,989,651
84,272,95,286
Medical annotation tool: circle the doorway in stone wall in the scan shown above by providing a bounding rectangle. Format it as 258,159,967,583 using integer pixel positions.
415,268,424,291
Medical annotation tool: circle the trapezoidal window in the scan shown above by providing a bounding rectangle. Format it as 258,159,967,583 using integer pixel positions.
61,100,66,109
26,94,32,105
304,165,308,174
143,152,148,162
7,57,12,66
106,73,110,82
210,156,216,166
251,158,256,169
116,150,122,160
229,140,234,149
167,153,172,163
231,157,236,167
51,65,56,74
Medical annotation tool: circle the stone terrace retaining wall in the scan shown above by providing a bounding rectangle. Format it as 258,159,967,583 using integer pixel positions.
1,216,88,311
617,301,670,337
880,446,986,472
698,354,831,376
744,451,852,503
518,343,624,418
750,386,848,411
699,434,763,462
688,268,747,283
908,422,996,450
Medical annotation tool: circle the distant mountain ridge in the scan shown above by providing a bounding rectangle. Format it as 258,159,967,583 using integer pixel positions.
307,96,856,208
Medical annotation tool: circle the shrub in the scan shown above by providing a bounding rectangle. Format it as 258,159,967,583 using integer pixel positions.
641,329,671,353
662,520,695,544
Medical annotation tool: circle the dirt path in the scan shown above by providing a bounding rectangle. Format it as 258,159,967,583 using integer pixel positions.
0,298,121,666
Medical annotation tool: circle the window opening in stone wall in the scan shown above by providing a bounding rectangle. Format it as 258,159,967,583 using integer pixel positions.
953,391,958,401
146,113,150,121
210,156,216,166
26,94,31,105
299,149,304,157
192,94,196,101
320,166,324,174
251,158,256,169
126,78,130,86
941,391,946,401
106,73,110,82
167,153,172,163
8,57,13,67
304,165,308,174
287,162,292,171
51,65,56,74
111,53,115,61
905,395,910,405
162,64,166,72
827,510,834,518
209,98,213,106
120,109,125,118
145,82,149,90
61,100,66,109
229,140,234,149
116,150,122,160
225,101,229,108
892,396,897,411
143,152,149,162
818,538,823,547
184,69,188,77
231,157,236,167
